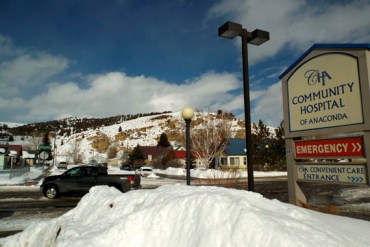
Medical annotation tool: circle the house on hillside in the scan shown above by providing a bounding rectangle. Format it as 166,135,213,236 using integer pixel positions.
173,150,186,167
139,146,171,166
216,138,247,171
166,149,190,168
173,149,207,170
133,146,209,169
22,150,37,166
0,144,23,170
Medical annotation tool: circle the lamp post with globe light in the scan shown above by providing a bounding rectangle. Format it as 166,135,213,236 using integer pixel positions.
182,107,194,185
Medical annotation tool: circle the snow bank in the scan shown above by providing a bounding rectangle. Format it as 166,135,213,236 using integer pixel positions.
154,167,287,178
1,185,370,247
0,167,43,185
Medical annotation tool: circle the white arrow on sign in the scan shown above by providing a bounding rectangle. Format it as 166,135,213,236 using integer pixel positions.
351,143,362,152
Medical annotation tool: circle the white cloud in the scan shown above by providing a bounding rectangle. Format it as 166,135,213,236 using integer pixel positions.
208,0,370,126
0,36,248,124
0,35,21,58
252,82,283,126
209,0,370,62
0,35,69,97
1,62,284,125
5,0,367,127
0,97,26,110
16,72,243,122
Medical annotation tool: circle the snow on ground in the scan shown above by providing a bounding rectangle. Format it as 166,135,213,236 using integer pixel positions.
155,167,287,178
4,167,369,247
1,185,370,247
0,167,43,186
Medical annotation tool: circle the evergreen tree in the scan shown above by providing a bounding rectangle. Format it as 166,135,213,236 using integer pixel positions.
157,133,171,147
42,132,51,146
41,132,53,160
161,149,176,169
251,120,272,168
270,120,286,170
129,144,145,164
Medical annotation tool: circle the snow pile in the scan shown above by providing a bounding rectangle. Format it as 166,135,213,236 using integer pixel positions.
155,167,287,178
2,185,370,247
0,167,43,185
155,167,186,176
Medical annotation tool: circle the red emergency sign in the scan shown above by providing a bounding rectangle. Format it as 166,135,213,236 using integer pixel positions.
294,137,364,158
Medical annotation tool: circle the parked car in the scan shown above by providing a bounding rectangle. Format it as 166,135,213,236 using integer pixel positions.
99,162,108,168
136,166,154,177
120,164,132,171
57,161,68,169
40,166,141,199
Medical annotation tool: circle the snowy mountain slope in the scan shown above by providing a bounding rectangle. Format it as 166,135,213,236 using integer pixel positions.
4,111,276,164
55,111,245,163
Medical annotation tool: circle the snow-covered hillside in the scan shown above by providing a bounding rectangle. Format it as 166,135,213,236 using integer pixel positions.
54,111,244,163
4,111,277,164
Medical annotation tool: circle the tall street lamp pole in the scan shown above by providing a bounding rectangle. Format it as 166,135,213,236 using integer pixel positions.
182,107,194,185
218,21,269,191
53,131,57,168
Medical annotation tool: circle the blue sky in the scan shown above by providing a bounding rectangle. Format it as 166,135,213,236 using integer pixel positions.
1,0,369,126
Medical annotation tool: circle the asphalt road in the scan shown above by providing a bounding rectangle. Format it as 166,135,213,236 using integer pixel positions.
0,189,81,238
0,176,288,238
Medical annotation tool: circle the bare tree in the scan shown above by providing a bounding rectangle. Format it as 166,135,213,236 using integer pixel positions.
24,135,42,151
107,143,119,159
67,138,82,164
190,112,232,169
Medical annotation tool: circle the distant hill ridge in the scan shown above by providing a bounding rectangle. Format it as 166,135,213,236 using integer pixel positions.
8,111,173,137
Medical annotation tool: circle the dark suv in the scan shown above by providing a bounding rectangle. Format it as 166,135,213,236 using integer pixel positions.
120,164,132,171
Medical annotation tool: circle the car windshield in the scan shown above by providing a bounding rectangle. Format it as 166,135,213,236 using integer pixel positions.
143,169,152,172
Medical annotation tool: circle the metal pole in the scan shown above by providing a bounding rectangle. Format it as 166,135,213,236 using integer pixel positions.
53,132,57,168
185,119,191,185
241,29,255,191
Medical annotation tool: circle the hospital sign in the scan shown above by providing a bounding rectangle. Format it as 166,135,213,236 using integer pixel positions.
287,53,363,132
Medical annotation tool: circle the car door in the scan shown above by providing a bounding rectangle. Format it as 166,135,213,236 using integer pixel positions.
79,167,98,191
64,167,96,193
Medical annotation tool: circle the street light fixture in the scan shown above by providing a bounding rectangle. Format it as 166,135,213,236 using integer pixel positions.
218,21,269,192
264,144,269,166
182,107,194,185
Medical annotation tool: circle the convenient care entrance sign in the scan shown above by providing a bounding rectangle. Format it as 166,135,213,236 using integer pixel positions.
294,137,364,159
296,163,367,184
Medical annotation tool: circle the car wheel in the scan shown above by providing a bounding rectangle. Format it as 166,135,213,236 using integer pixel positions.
44,185,59,199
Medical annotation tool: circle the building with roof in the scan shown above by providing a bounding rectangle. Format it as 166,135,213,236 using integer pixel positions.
139,146,171,166
0,144,23,170
216,138,247,171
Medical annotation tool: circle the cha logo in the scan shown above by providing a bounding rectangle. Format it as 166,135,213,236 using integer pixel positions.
304,70,332,86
